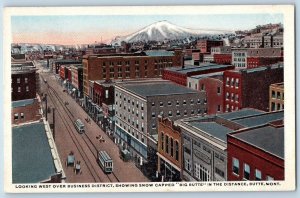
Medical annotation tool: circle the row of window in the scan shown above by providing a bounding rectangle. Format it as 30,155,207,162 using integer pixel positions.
151,99,206,107
225,104,239,112
14,113,25,120
152,109,208,118
160,132,179,161
271,90,284,100
118,122,146,144
14,78,29,84
232,158,274,181
12,86,30,93
226,77,240,88
226,92,239,102
270,102,284,111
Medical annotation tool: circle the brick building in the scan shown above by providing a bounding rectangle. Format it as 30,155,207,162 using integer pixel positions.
163,63,234,86
52,60,82,74
232,48,283,70
176,109,283,182
157,116,182,181
11,62,38,101
269,82,284,112
227,120,284,181
70,64,83,98
12,98,42,125
214,54,232,65
223,63,283,112
82,50,183,97
114,80,206,164
197,39,224,53
188,72,224,115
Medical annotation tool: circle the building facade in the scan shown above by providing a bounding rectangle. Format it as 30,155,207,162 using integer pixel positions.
197,39,224,53
114,80,206,164
12,98,42,125
227,121,284,181
223,63,283,112
269,82,284,112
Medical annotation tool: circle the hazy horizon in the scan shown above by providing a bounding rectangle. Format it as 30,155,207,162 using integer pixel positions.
12,14,283,45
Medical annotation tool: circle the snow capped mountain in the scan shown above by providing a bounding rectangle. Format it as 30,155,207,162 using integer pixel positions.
111,20,234,45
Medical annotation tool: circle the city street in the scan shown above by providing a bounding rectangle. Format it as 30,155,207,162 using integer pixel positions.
38,62,149,183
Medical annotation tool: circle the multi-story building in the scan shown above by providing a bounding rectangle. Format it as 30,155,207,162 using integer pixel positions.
223,63,283,112
12,98,42,125
243,33,283,48
232,48,283,70
163,63,234,86
227,120,284,181
70,64,83,98
211,46,232,65
82,50,183,98
188,72,224,115
114,80,206,164
157,116,182,181
197,39,224,53
12,121,65,183
52,60,82,74
269,82,284,112
176,109,283,182
11,62,38,101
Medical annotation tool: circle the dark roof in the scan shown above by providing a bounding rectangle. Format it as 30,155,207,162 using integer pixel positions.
165,64,232,74
189,121,233,141
120,81,198,98
189,72,224,80
232,111,284,127
12,99,35,108
12,122,56,183
233,126,284,158
217,108,264,120
11,54,25,60
143,50,174,57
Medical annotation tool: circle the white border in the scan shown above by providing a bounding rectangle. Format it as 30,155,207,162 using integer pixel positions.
3,5,295,193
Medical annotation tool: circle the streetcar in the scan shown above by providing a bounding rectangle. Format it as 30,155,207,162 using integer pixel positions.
97,151,113,173
74,119,85,134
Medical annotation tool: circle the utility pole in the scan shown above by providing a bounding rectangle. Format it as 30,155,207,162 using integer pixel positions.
52,107,55,141
45,94,48,121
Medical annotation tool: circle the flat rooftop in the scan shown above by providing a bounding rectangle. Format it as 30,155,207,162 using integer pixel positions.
189,121,233,141
217,108,264,120
165,63,232,74
189,71,224,80
12,122,56,183
232,111,284,128
120,81,198,98
12,99,35,108
233,125,284,158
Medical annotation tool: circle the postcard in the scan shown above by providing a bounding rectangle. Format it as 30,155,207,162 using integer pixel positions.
3,5,295,193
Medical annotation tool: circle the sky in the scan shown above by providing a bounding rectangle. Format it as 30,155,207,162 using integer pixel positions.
11,14,283,45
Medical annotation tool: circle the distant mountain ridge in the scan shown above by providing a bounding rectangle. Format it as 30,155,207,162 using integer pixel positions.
111,20,234,45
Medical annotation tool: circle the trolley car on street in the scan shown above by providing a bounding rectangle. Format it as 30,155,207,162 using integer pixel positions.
98,151,113,173
74,119,85,134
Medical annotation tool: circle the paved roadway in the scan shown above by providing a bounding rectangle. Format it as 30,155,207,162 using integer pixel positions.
38,63,149,183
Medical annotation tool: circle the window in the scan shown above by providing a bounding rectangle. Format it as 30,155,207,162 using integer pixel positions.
190,99,194,105
152,112,156,118
152,123,156,129
231,93,234,101
201,84,205,91
168,101,172,106
277,92,281,99
26,86,29,92
165,135,169,154
255,169,262,181
217,87,221,94
215,167,225,178
170,138,174,157
235,79,239,88
277,103,281,111
175,141,179,161
266,175,274,181
271,102,276,111
159,102,163,107
195,84,198,90
176,110,180,116
185,159,191,172
217,105,221,112
161,132,164,150
141,112,144,120
194,163,210,181
188,82,191,88
233,158,240,175
203,145,211,153
197,99,201,104
244,163,250,180
152,102,155,106
226,77,230,86
191,110,194,115
184,110,187,116
231,78,234,87
235,94,239,102
14,113,19,120
17,78,20,83
183,100,186,105
176,101,180,106
18,87,21,92
168,111,172,117
25,78,28,83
